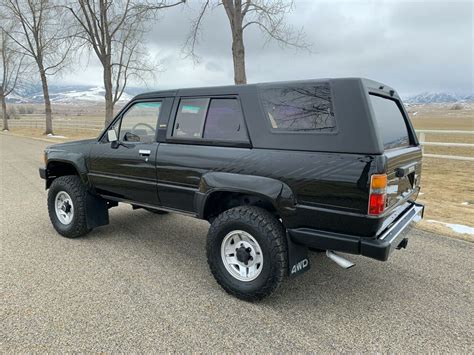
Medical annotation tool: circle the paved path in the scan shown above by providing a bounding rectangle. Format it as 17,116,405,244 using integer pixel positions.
1,133,472,352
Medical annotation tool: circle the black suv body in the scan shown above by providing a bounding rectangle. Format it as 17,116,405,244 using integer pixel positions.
40,78,424,300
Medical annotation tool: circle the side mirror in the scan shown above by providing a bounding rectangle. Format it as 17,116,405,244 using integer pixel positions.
107,129,118,143
123,131,140,142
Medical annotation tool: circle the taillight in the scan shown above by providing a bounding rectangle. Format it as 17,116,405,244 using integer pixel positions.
368,174,387,216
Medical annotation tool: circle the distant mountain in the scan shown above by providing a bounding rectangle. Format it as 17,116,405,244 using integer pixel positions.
9,85,474,106
7,84,146,104
404,92,474,104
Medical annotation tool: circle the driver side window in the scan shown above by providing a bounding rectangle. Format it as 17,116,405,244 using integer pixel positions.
117,101,161,143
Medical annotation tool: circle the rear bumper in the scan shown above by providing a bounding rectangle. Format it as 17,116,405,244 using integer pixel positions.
288,202,424,261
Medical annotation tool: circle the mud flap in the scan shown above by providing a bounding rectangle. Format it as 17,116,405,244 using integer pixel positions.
85,193,109,229
287,232,310,277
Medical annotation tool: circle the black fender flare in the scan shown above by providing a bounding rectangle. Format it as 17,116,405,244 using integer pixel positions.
196,172,309,277
46,151,89,187
46,152,109,229
195,172,296,223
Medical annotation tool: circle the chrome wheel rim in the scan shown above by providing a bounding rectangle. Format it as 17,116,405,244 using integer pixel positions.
221,230,263,282
54,191,74,225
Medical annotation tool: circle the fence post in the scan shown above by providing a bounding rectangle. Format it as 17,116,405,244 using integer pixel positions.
419,132,425,154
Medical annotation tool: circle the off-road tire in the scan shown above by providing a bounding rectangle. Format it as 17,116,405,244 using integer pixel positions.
48,175,91,238
206,206,287,301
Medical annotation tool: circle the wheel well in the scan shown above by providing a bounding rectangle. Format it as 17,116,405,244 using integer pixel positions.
203,191,278,222
46,161,80,188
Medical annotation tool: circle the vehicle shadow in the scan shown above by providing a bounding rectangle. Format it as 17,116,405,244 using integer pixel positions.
83,206,416,310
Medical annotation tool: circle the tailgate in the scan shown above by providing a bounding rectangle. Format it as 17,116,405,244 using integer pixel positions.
368,93,422,212
385,147,422,210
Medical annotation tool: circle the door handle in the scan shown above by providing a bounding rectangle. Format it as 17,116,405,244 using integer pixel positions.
139,149,151,157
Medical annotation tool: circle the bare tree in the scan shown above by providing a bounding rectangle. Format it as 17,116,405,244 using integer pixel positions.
185,0,309,84
1,0,75,135
67,0,185,126
0,27,27,131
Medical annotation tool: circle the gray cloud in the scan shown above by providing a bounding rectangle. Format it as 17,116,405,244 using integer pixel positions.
61,0,473,96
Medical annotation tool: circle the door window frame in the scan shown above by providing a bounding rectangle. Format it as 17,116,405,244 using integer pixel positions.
98,98,164,144
166,95,251,148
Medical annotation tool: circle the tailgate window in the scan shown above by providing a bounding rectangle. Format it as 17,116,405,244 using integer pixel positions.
369,95,411,149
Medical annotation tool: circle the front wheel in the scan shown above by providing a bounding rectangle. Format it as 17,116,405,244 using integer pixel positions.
206,206,287,301
47,175,91,238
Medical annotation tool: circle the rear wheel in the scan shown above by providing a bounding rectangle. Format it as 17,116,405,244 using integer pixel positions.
206,206,287,301
47,175,91,238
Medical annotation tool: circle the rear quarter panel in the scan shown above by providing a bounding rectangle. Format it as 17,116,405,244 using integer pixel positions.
156,143,381,235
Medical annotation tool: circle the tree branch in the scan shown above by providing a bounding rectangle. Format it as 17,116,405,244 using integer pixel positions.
183,0,209,63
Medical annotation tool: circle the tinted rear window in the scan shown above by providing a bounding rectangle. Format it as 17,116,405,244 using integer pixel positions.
173,98,209,138
259,83,336,132
369,95,410,149
172,97,249,143
203,99,247,141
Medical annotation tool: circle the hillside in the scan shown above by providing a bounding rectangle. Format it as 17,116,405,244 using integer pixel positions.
7,84,142,104
7,85,474,106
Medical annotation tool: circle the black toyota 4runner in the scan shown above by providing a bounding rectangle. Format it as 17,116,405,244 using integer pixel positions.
40,78,424,300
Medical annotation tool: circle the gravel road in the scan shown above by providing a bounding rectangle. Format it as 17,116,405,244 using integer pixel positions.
1,133,472,352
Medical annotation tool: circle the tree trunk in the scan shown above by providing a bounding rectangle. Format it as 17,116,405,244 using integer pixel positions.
1,89,8,131
39,68,53,135
103,59,114,126
232,29,247,85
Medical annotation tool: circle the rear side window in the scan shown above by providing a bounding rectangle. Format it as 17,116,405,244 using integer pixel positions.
203,99,247,141
173,97,247,142
369,95,410,149
173,98,209,138
259,83,336,132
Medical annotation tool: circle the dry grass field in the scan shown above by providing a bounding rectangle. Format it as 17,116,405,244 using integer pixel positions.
9,127,100,141
409,104,473,240
4,102,473,240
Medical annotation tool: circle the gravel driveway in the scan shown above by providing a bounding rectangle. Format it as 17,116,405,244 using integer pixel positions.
1,133,472,352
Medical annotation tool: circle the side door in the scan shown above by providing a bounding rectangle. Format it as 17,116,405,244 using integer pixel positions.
88,100,164,205
156,96,251,212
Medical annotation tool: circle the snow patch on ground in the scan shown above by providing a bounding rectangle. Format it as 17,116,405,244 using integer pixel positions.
47,134,66,138
427,220,474,235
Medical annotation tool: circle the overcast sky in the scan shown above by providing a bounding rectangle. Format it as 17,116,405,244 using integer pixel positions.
61,0,473,96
